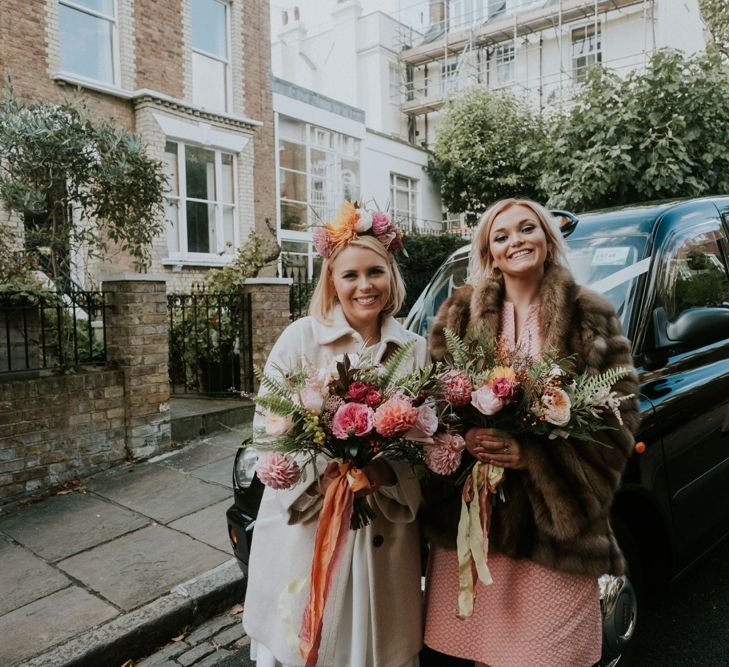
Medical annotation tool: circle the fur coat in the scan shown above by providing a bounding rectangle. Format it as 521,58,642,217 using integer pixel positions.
423,263,641,577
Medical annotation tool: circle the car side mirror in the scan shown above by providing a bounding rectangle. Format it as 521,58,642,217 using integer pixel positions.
653,306,729,349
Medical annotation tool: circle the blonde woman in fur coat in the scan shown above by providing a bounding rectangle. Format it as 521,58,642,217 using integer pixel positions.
422,199,640,667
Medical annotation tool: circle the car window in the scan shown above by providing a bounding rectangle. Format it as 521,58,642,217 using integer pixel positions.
657,226,729,322
409,256,468,338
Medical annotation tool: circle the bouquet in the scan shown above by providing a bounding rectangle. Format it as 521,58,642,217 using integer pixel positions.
430,327,635,617
251,340,442,666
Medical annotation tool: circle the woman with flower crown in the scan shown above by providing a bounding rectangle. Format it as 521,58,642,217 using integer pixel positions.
421,198,640,667
242,201,428,667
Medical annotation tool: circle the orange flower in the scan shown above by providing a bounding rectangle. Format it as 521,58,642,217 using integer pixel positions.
325,201,359,246
487,366,517,383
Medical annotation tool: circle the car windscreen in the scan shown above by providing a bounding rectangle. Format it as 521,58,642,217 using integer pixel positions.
565,235,648,325
407,235,648,338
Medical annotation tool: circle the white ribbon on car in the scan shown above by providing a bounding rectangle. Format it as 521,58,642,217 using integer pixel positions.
590,257,652,294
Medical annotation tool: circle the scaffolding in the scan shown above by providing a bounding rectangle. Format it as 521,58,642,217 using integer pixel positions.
393,0,657,118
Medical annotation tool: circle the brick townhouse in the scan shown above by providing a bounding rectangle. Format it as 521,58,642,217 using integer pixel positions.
0,0,275,291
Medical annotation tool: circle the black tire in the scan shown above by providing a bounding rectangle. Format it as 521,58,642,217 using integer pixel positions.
599,519,645,666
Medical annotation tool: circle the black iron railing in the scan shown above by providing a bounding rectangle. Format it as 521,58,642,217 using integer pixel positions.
290,280,317,321
0,290,108,375
167,290,253,396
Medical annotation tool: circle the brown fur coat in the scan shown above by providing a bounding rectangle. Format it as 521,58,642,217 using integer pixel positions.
423,263,641,577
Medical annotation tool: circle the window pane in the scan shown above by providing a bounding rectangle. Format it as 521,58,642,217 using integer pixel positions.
281,201,308,232
67,0,114,14
279,116,305,142
192,52,227,111
310,149,335,178
192,0,227,57
166,200,180,254
186,146,215,201
280,140,306,172
221,154,234,204
222,205,235,254
280,169,307,202
310,177,336,221
59,4,114,83
186,201,213,253
282,240,309,253
164,143,179,196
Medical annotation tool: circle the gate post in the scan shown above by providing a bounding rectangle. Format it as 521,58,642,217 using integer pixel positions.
241,278,292,392
103,274,172,460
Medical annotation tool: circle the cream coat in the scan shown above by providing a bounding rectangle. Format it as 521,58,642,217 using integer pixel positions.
242,306,428,667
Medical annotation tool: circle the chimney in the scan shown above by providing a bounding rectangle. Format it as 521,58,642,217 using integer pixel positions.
429,0,445,26
293,5,300,21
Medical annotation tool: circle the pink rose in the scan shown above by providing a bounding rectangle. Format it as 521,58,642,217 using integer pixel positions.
299,386,326,415
331,402,375,439
490,377,516,400
424,432,465,476
371,211,391,235
265,411,294,436
471,385,504,416
405,404,439,442
373,395,419,437
441,369,472,407
255,452,300,489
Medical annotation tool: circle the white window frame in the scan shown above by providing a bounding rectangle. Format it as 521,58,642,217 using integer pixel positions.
58,0,120,86
165,141,239,260
441,57,459,94
494,42,515,85
571,22,602,85
390,173,419,232
389,62,402,104
191,0,233,113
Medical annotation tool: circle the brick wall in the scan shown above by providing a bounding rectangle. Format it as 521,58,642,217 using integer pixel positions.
134,0,184,97
0,371,127,501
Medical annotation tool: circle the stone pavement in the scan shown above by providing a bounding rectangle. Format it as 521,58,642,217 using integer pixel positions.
0,425,251,667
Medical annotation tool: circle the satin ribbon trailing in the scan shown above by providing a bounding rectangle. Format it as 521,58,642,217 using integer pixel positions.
299,461,371,667
456,461,505,619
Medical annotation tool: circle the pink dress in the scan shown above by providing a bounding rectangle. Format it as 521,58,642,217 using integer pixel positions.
423,302,602,667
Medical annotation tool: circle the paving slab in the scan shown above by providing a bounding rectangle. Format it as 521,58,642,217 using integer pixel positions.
169,499,233,553
57,524,230,611
0,586,118,666
0,539,71,616
0,490,149,562
189,455,235,489
87,464,230,524
161,436,236,472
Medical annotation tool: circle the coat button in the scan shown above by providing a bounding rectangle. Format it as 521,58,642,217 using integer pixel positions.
372,534,384,547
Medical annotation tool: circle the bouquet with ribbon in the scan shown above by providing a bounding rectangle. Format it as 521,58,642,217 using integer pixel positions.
430,327,635,617
251,340,442,666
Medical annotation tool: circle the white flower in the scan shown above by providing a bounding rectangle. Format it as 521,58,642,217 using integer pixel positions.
471,384,504,416
354,208,373,232
265,411,294,436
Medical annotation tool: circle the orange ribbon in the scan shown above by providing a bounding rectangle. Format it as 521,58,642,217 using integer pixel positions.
299,461,371,667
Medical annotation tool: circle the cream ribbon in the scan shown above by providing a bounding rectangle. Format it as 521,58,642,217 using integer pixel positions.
278,576,310,653
456,461,505,619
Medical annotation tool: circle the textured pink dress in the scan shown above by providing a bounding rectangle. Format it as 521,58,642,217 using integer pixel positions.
423,302,602,667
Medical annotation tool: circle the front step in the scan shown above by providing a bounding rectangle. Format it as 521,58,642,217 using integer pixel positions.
170,397,255,443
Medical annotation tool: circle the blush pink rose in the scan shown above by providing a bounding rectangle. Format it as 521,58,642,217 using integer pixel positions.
471,384,504,416
331,402,375,439
424,432,465,476
255,452,300,489
373,395,419,437
405,404,439,442
265,411,294,436
299,386,326,415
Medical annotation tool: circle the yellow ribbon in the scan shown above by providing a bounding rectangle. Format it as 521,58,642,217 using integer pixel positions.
456,461,505,619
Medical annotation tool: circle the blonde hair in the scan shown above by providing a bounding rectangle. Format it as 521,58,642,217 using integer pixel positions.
309,235,406,324
467,198,568,285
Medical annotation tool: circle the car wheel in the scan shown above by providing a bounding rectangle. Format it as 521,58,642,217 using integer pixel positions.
599,520,644,666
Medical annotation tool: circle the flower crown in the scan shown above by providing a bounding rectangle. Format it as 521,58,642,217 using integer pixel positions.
311,200,404,259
